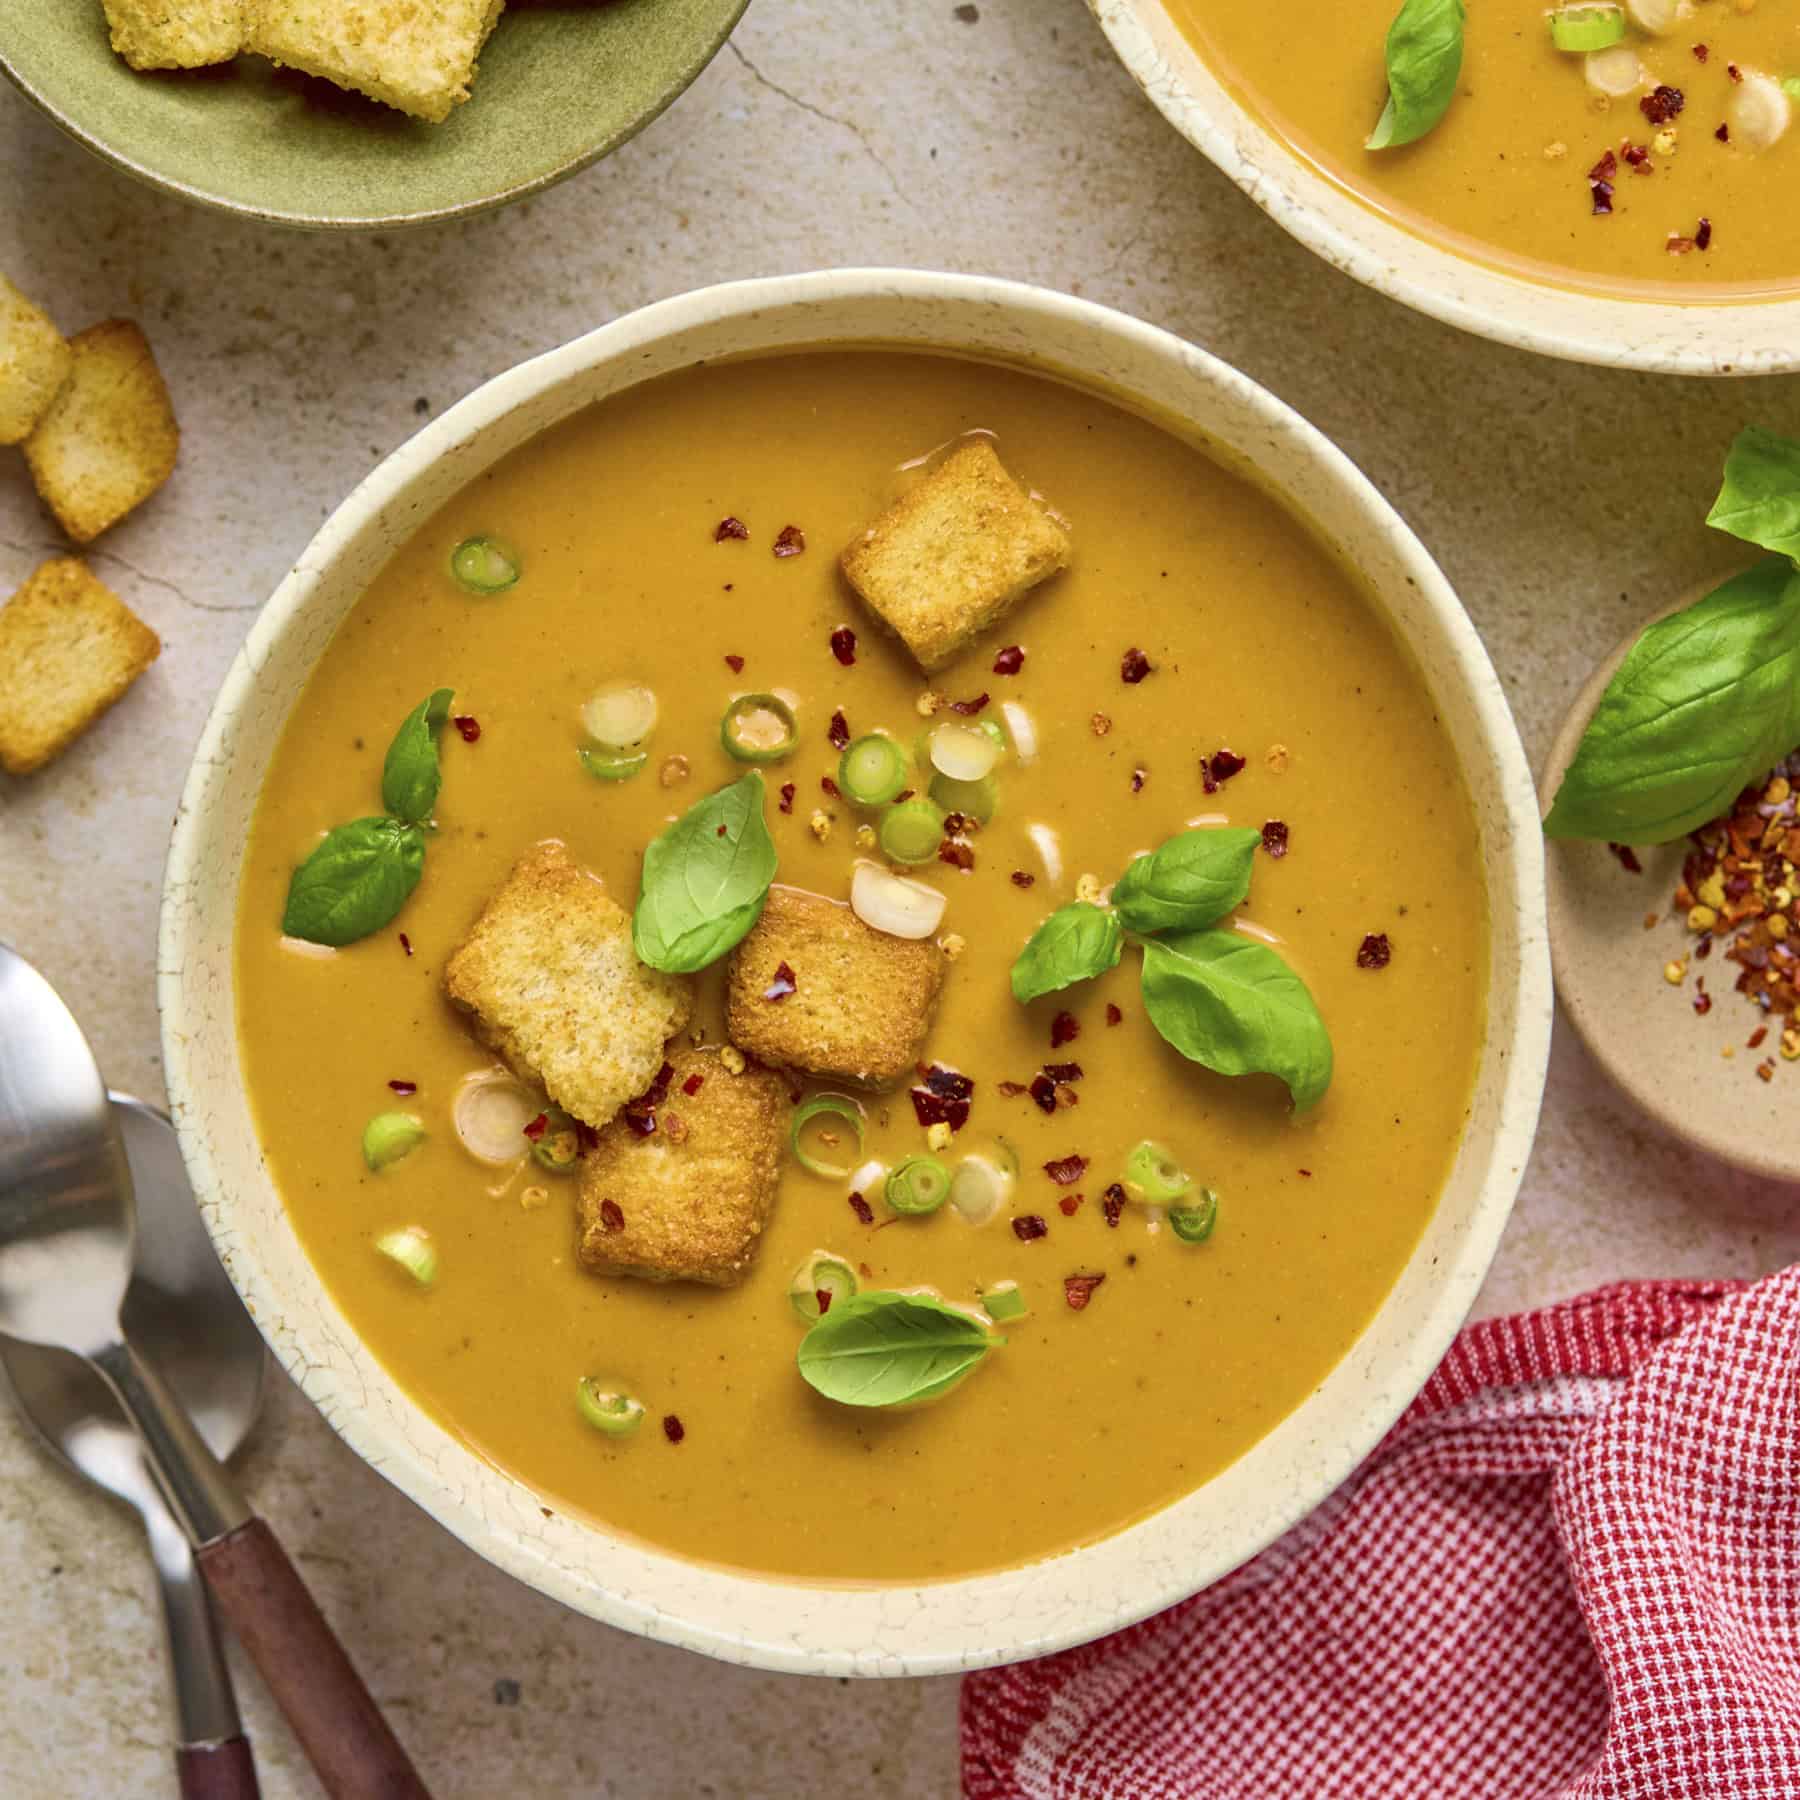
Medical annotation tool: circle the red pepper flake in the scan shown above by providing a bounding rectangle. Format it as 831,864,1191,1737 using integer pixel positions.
1621,142,1651,171
1694,989,1714,1016
941,812,979,837
1063,1273,1106,1311
622,1106,657,1137
452,715,481,743
1261,820,1289,859
1044,1154,1087,1185
1130,768,1148,793
724,653,746,673
998,1080,1029,1098
1120,647,1153,684
1357,933,1392,970
387,1078,418,1096
894,789,916,804
778,782,796,814
948,693,991,716
681,1073,705,1097
716,823,727,837
1749,1026,1769,1050
1043,1061,1083,1083
1667,232,1697,256
1588,149,1617,215
815,1288,834,1316
939,839,976,871
1051,1011,1080,1049
1693,42,1709,62
523,1112,549,1142
1204,748,1246,792
714,516,749,542
1591,178,1615,217
1028,1073,1058,1114
1758,1058,1777,1083
1715,123,1730,143
1102,1184,1126,1228
1011,870,1036,888
763,962,798,1003
1728,62,1743,83
910,1067,973,1132
1696,217,1714,252
1640,85,1685,125
992,645,1025,676
848,1191,874,1225
821,775,843,800
829,626,857,666
1011,1214,1049,1242
662,1414,685,1444
1299,1168,1313,1179
599,1198,625,1233
1058,1194,1084,1217
398,932,413,957
828,710,850,749
1106,1003,1123,1026
773,525,806,558
1609,843,1644,874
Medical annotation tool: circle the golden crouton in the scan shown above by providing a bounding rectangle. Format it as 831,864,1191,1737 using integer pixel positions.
725,885,946,1087
445,841,693,1129
0,278,72,448
840,439,1070,672
102,0,244,69
23,322,179,544
0,560,160,776
244,0,507,124
576,1048,789,1287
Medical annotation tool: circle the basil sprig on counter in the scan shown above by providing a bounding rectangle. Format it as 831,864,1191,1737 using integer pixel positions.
1367,0,1465,151
1010,828,1332,1112
282,688,455,947
633,771,778,973
1547,429,1800,846
796,1291,996,1408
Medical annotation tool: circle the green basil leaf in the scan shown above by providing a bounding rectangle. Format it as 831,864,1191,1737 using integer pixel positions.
1367,0,1465,149
380,688,454,826
1706,427,1800,564
1010,902,1125,1004
633,771,778,973
796,1291,995,1408
1140,928,1333,1112
282,817,426,947
1111,827,1262,936
1544,558,1800,844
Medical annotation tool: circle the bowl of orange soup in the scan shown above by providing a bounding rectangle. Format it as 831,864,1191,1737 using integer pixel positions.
1092,0,1800,372
161,269,1550,1674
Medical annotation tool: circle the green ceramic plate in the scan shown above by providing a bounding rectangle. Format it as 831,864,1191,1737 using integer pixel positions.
0,0,748,229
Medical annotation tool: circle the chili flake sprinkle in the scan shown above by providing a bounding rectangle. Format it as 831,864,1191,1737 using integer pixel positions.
1012,1214,1049,1243
829,626,857,666
1028,1073,1058,1114
399,932,413,956
1106,1003,1123,1026
993,645,1025,675
523,1113,549,1142
452,714,481,743
1202,748,1246,793
1051,1010,1081,1049
1120,647,1153,684
779,782,796,814
714,516,749,542
599,1198,625,1233
662,1414,686,1444
1131,768,1148,793
1609,843,1644,875
1588,150,1617,216
1640,85,1685,126
1011,870,1036,888
1357,933,1392,970
763,962,798,1003
828,710,850,749
1044,1154,1088,1185
849,1191,874,1225
948,692,991,716
724,653,746,673
1063,1273,1106,1311
1101,1184,1127,1228
773,524,806,557
1261,820,1290,859
1058,1194,1083,1217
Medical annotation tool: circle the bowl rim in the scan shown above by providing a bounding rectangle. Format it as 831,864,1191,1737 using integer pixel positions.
0,0,749,231
160,267,1552,1675
1086,0,1800,377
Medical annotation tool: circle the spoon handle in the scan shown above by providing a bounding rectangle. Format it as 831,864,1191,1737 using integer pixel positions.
177,1736,261,1800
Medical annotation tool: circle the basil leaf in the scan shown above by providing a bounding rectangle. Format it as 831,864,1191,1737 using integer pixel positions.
282,817,426,947
633,771,778,973
796,1291,995,1408
1544,559,1800,844
1367,0,1465,150
1010,902,1125,1004
1111,827,1261,936
381,688,455,826
1706,427,1800,565
1140,928,1333,1112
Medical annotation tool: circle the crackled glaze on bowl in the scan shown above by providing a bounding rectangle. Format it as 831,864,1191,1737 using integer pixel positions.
159,270,1551,1675
1088,0,1800,376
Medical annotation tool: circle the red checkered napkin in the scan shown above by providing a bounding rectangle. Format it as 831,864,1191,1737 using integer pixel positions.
963,1272,1800,1799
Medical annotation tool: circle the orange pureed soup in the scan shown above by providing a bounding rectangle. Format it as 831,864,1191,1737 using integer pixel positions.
235,350,1487,1582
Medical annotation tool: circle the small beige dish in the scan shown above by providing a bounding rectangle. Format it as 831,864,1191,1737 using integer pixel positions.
1088,0,1800,375
1542,581,1800,1180
161,270,1552,1676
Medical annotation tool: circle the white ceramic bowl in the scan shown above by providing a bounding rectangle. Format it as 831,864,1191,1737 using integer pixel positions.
160,270,1552,1676
1089,0,1800,376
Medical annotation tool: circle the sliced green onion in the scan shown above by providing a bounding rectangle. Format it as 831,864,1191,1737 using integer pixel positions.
449,535,520,595
1124,1139,1194,1205
981,1281,1028,1322
790,1093,866,1178
950,1152,1016,1226
375,1226,437,1285
789,1251,861,1322
928,721,1003,781
1549,4,1625,52
721,692,799,764
1168,1189,1220,1244
576,1378,645,1437
579,747,648,782
977,719,1007,750
886,1155,952,1216
1784,77,1800,101
531,1107,582,1174
929,772,998,825
839,734,909,806
362,1112,425,1172
879,797,947,865
581,680,657,750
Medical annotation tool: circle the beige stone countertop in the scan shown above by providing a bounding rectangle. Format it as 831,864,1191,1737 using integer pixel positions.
4,1,1800,1793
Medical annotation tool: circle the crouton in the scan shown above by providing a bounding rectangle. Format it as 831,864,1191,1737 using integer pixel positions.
576,1048,789,1287
0,279,72,448
23,322,179,544
244,0,507,124
840,439,1070,673
102,0,244,69
444,841,692,1129
0,559,160,776
725,885,946,1087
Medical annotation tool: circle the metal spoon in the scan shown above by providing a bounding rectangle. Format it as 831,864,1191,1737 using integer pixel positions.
2,1093,266,1799
0,945,430,1800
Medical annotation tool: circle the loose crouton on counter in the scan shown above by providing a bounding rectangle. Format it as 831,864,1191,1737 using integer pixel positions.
0,559,160,776
725,885,946,1087
0,278,72,448
840,438,1070,673
102,0,245,69
23,321,179,544
576,1047,789,1287
244,0,507,123
444,841,692,1129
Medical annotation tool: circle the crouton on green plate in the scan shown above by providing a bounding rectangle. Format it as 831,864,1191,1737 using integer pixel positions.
102,0,245,70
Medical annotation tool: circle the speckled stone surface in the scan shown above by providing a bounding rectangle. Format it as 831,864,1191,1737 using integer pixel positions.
3,0,1800,1792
